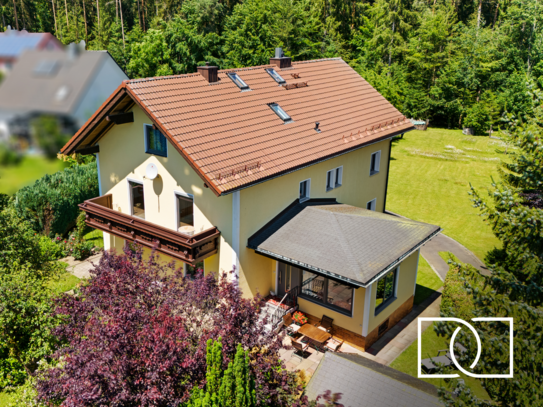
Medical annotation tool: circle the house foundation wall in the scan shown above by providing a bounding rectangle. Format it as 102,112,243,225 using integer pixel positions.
303,295,414,352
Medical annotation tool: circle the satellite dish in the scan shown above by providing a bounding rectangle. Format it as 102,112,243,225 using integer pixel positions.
145,163,158,180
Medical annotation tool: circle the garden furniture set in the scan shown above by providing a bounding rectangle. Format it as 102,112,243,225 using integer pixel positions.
283,312,344,358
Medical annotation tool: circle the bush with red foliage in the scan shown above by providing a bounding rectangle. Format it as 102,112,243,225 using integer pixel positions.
37,244,299,406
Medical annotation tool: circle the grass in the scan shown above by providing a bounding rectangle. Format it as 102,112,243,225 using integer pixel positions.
84,229,104,248
48,263,81,294
0,155,68,195
414,256,443,305
387,128,503,261
390,322,491,400
0,391,10,407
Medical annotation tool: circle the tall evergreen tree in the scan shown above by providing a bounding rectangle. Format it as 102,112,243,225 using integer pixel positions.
438,104,543,405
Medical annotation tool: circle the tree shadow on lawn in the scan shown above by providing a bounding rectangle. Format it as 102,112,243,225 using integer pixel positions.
414,283,439,306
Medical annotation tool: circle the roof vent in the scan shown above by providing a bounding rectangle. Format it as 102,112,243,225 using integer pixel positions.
315,122,321,133
198,62,219,83
270,47,292,69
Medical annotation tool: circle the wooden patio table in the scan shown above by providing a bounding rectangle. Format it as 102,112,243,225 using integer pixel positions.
298,323,331,351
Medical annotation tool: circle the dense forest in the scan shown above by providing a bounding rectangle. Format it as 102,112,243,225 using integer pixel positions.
2,0,543,133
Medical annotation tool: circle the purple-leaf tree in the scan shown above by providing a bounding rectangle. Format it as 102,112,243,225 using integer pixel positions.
37,244,300,406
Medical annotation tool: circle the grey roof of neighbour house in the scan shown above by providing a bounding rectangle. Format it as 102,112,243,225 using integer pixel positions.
0,49,119,115
247,199,441,287
306,352,443,407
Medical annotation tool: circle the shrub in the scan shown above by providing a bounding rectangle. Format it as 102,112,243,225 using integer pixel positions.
0,144,21,166
0,353,26,389
441,263,476,321
0,193,10,210
30,115,74,160
15,162,99,237
37,245,299,406
38,236,64,260
52,232,100,260
0,207,60,278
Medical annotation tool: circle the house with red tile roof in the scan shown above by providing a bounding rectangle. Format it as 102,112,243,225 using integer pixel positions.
0,27,62,73
63,49,440,350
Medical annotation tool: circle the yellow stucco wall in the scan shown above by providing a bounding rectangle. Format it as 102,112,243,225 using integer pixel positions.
97,106,233,275
238,139,391,298
367,250,419,334
95,104,417,336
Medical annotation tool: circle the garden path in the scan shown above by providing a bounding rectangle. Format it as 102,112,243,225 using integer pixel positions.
62,252,103,279
420,233,489,280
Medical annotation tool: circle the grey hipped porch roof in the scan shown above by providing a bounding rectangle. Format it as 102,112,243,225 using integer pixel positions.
247,199,441,288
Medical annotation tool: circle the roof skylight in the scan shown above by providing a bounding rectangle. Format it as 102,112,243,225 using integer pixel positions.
269,103,291,122
227,72,250,91
265,68,286,84
34,60,59,76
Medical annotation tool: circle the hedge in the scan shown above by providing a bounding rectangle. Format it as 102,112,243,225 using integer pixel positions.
15,162,99,237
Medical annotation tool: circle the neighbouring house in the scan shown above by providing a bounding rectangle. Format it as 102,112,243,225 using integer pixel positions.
305,352,442,406
0,42,127,145
0,26,63,74
61,49,441,351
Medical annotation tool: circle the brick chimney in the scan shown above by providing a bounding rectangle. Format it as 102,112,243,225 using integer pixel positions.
270,47,292,69
197,62,219,83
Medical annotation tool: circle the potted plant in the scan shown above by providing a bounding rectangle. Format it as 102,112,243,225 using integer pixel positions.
292,311,308,326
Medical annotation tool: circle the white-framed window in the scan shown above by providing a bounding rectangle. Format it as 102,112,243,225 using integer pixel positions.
370,151,381,175
326,166,343,191
128,179,145,219
366,198,376,211
299,179,310,202
335,166,343,187
374,266,399,315
174,191,194,231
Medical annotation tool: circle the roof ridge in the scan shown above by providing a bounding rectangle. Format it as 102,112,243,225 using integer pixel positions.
313,207,364,279
126,58,345,84
291,57,344,65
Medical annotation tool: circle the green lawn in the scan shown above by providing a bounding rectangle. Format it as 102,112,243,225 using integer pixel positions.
414,256,443,305
84,229,104,248
387,128,503,261
48,263,81,294
0,391,10,407
0,156,68,195
390,322,491,400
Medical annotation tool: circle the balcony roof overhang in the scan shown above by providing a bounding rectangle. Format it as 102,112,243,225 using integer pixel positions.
248,199,441,288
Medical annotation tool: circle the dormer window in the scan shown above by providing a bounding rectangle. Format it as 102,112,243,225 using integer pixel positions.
265,68,286,84
269,103,291,122
227,72,250,91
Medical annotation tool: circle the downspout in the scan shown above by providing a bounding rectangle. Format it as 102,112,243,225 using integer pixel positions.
232,191,240,284
382,138,393,212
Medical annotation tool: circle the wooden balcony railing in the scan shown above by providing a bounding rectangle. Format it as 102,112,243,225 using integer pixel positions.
79,194,220,265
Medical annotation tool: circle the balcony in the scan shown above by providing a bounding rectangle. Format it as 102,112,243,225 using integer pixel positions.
79,195,220,265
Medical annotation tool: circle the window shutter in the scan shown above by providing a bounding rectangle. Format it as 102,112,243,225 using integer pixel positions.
375,151,381,172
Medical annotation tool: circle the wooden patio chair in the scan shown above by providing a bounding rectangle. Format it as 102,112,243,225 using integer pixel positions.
282,313,300,336
291,339,309,360
325,337,344,352
315,314,334,335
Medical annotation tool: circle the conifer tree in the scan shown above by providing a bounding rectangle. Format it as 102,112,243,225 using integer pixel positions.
218,362,235,407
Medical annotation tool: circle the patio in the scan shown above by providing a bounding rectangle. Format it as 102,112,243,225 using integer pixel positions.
279,332,365,377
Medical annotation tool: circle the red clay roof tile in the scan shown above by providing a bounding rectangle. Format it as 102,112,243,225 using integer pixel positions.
62,58,413,195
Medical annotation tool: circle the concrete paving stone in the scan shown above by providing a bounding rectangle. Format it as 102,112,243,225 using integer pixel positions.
297,359,318,371
284,361,297,371
308,351,324,363
289,356,302,366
